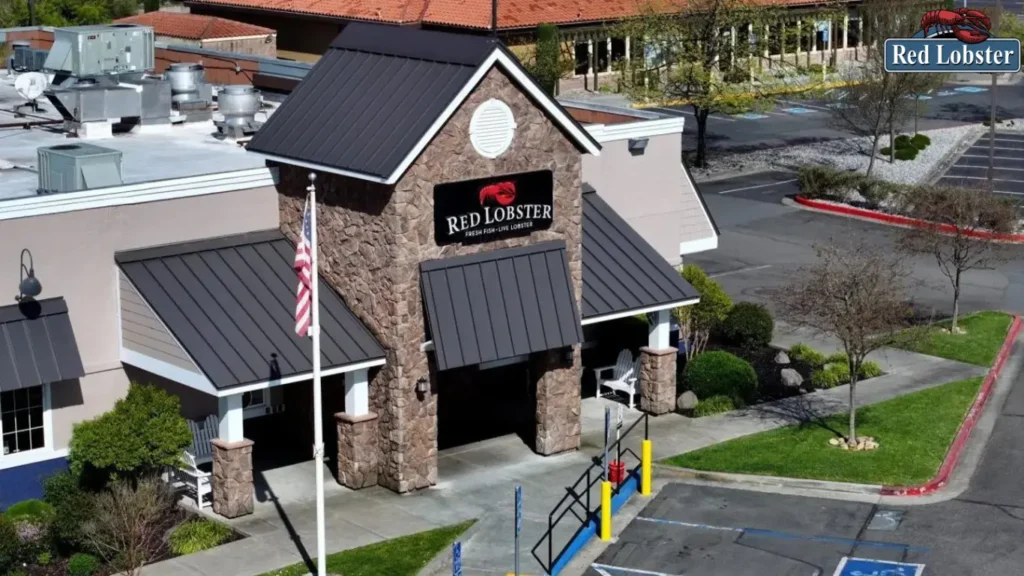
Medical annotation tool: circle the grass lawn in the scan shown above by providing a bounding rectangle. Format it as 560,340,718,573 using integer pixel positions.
895,311,1012,367
664,377,982,486
258,520,475,576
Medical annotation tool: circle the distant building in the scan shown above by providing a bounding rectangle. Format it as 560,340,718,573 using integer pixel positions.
115,11,277,57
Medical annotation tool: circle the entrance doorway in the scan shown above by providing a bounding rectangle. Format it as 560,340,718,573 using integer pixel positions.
437,360,535,450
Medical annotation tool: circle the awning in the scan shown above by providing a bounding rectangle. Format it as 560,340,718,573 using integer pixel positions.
0,298,85,391
421,241,582,371
582,186,700,324
116,230,386,390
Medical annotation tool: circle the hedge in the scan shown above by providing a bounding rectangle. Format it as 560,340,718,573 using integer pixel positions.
718,302,774,350
685,351,758,406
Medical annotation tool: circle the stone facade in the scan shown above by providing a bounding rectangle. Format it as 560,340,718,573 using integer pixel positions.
335,412,380,489
211,439,254,518
639,347,676,416
278,65,585,493
533,348,582,454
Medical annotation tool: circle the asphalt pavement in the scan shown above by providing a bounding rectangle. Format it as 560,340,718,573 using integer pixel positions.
938,131,1024,196
686,170,1024,315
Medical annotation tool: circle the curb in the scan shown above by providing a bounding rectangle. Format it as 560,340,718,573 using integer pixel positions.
880,314,1022,497
653,464,883,496
793,196,1024,244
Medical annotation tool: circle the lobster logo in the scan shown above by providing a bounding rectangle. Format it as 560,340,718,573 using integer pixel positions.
920,8,991,44
479,181,517,206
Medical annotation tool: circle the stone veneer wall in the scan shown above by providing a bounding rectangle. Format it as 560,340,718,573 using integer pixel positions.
278,66,585,493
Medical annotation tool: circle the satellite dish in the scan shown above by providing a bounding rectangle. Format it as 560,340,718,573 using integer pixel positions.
15,72,48,102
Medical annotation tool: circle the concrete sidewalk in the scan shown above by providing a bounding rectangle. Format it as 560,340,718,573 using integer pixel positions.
138,326,984,576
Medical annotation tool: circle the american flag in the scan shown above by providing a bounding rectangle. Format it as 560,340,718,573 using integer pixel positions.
294,196,313,337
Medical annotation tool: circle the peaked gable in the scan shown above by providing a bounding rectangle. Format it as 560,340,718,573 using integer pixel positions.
247,23,600,185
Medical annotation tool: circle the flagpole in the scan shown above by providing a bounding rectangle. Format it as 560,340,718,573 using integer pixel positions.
308,172,327,576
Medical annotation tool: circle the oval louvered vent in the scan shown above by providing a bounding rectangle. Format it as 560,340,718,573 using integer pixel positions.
470,99,516,159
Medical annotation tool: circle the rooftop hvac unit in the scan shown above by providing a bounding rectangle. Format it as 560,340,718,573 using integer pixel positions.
44,24,155,79
37,143,123,194
12,44,49,72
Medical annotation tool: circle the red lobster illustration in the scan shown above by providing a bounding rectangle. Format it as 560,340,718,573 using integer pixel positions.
479,181,517,206
920,8,991,44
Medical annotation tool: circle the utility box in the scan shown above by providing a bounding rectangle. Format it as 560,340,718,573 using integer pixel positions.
37,143,124,194
44,24,155,77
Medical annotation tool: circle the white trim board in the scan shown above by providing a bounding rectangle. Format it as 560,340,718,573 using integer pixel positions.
586,118,686,142
582,298,700,326
679,235,718,256
682,162,720,242
0,167,277,221
259,47,601,185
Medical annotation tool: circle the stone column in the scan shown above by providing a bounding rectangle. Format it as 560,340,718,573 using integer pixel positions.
639,347,676,416
336,412,379,489
533,348,581,455
211,439,254,519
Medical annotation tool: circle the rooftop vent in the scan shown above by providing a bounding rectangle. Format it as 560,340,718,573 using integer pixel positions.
470,99,516,159
37,143,123,194
215,85,263,139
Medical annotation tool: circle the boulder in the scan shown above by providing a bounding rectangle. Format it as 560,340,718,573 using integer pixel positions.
677,391,699,411
775,351,791,365
828,437,841,446
780,368,804,389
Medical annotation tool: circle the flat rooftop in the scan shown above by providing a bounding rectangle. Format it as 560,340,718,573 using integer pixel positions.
0,71,273,201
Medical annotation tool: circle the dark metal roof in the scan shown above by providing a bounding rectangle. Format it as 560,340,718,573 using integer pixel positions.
0,298,85,392
582,187,699,320
116,230,385,390
421,241,582,371
247,22,600,182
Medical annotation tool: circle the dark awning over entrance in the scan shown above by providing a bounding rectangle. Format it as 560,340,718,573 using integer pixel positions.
0,298,85,391
421,241,582,371
582,186,700,323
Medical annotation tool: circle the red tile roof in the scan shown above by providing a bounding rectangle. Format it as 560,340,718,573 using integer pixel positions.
186,0,822,30
115,11,276,40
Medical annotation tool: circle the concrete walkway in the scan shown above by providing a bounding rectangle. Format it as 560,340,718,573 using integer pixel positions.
138,326,985,576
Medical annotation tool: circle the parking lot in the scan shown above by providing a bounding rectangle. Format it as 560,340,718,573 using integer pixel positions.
938,131,1024,197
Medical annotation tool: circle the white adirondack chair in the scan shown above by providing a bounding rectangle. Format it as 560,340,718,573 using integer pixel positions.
187,414,219,465
169,450,212,509
594,350,641,410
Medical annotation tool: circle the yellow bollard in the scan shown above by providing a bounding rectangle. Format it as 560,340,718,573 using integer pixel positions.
600,480,612,541
641,439,652,496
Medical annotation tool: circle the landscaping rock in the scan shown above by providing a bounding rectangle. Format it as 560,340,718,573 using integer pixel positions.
677,391,699,411
828,437,841,446
780,368,804,389
775,351,791,365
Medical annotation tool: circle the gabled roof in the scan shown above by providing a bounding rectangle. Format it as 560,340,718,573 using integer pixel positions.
247,23,600,184
115,12,275,40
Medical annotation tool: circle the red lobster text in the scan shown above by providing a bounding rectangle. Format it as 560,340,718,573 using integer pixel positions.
920,8,992,44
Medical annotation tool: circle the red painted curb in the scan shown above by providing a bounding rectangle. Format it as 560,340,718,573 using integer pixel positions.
880,315,1022,497
794,196,1024,244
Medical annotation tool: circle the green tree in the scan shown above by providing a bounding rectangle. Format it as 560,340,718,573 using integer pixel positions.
675,263,732,359
69,383,192,486
0,0,137,28
532,23,562,96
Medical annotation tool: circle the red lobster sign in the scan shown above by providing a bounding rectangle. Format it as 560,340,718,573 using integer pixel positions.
920,8,991,44
479,181,517,206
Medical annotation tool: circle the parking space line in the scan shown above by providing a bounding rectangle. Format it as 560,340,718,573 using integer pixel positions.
952,163,1024,172
717,178,798,194
945,175,1024,183
650,107,738,122
634,517,929,552
779,99,830,111
591,563,682,576
710,264,772,278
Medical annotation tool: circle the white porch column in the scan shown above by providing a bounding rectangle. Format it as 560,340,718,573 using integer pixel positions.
648,310,671,350
730,26,737,64
763,24,769,58
625,36,630,61
218,394,244,443
796,20,801,54
587,38,594,74
843,13,849,49
811,22,818,53
345,368,370,417
606,37,612,72
780,22,786,57
859,17,864,48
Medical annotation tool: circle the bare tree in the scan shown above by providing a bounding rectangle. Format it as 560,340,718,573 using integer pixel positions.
773,238,914,444
84,476,176,576
898,186,1019,332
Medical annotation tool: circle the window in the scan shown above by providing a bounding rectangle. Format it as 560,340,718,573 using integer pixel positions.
1,386,45,456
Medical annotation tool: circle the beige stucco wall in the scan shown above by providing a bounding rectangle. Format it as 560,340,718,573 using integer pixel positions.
0,184,280,450
582,132,715,265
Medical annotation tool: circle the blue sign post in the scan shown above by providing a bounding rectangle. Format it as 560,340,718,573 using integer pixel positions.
452,541,462,576
835,557,924,576
514,485,522,576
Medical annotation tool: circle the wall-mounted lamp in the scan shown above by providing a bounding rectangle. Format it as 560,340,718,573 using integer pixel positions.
17,249,42,301
415,377,429,394
627,137,649,156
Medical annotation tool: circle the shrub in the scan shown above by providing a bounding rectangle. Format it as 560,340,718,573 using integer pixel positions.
67,553,101,576
69,383,192,485
825,352,849,365
859,360,884,379
911,133,930,149
677,264,733,356
3,499,54,523
0,517,19,574
880,146,892,156
84,477,176,575
169,519,233,556
37,551,52,566
43,471,94,554
798,165,865,201
685,350,758,406
719,301,774,350
858,179,904,209
12,517,49,561
894,134,912,149
789,342,826,368
894,147,918,161
693,395,736,417
810,363,851,389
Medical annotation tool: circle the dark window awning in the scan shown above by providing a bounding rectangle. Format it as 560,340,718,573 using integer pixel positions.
116,230,386,391
0,298,85,391
582,187,700,323
421,241,582,371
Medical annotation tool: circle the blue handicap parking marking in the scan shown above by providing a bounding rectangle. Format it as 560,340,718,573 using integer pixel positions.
955,86,988,93
735,112,769,119
782,107,815,114
835,557,924,576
